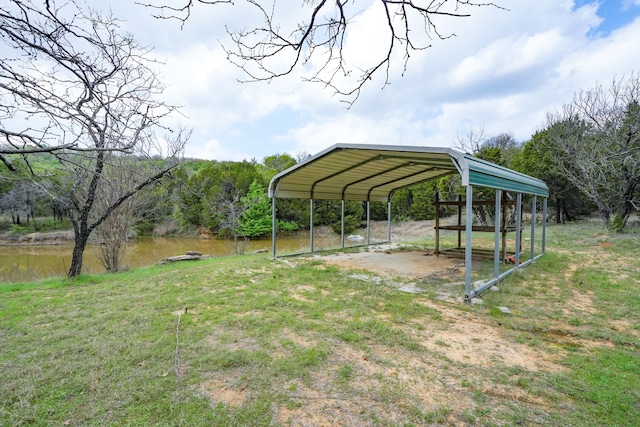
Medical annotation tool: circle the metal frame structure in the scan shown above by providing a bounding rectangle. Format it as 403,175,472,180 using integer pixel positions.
268,144,549,299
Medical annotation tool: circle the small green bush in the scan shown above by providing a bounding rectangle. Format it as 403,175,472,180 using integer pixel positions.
611,213,625,233
36,218,72,232
10,224,28,234
1,218,71,235
134,219,155,235
330,215,360,235
277,220,298,235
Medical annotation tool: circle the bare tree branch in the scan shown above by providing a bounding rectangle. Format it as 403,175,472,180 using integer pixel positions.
142,0,505,105
0,0,175,169
454,126,486,153
137,0,232,27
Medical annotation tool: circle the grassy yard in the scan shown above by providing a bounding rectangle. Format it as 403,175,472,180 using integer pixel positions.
1,220,639,426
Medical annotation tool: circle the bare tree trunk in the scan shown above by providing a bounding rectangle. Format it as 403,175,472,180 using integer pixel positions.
69,226,89,278
475,205,489,227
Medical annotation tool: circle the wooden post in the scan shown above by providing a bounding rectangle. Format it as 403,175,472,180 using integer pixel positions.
501,193,507,262
519,195,524,256
494,190,502,278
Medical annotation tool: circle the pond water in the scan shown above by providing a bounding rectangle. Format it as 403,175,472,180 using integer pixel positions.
0,231,352,282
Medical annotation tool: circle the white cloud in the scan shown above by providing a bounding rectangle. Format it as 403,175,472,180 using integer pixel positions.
556,15,640,84
625,0,640,8
185,138,253,162
277,111,432,158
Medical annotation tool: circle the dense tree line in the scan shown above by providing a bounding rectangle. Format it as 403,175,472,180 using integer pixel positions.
0,133,612,246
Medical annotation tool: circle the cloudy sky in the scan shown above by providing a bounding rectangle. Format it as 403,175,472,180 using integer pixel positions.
93,0,640,162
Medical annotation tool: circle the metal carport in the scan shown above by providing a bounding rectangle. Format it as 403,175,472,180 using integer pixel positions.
268,143,549,299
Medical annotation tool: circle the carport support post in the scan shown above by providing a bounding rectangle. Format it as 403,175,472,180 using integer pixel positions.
515,193,522,267
387,202,392,242
310,199,314,253
464,185,473,299
530,196,537,260
366,201,371,245
494,190,502,279
435,192,440,255
341,200,345,248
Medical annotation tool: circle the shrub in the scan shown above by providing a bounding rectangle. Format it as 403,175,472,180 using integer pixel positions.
10,224,28,234
277,220,298,235
611,213,625,233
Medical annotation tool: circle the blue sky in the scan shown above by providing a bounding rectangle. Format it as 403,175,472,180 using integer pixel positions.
93,0,640,162
575,0,640,35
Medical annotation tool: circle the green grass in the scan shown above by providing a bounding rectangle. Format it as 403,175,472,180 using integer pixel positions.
549,348,640,426
1,220,639,426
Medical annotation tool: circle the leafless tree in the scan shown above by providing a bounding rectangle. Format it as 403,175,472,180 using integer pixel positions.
454,126,487,154
216,193,248,255
1,0,188,277
92,156,156,273
454,128,522,226
545,72,640,228
0,180,45,225
94,197,136,273
63,130,187,277
141,0,504,104
212,178,254,255
295,150,311,163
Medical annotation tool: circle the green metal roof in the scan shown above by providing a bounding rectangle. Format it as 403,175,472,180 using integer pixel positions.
461,153,550,197
268,144,549,202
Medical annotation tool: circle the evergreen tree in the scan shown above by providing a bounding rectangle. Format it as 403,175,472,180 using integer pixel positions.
239,180,273,238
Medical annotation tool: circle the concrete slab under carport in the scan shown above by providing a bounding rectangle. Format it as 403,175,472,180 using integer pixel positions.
313,243,463,280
